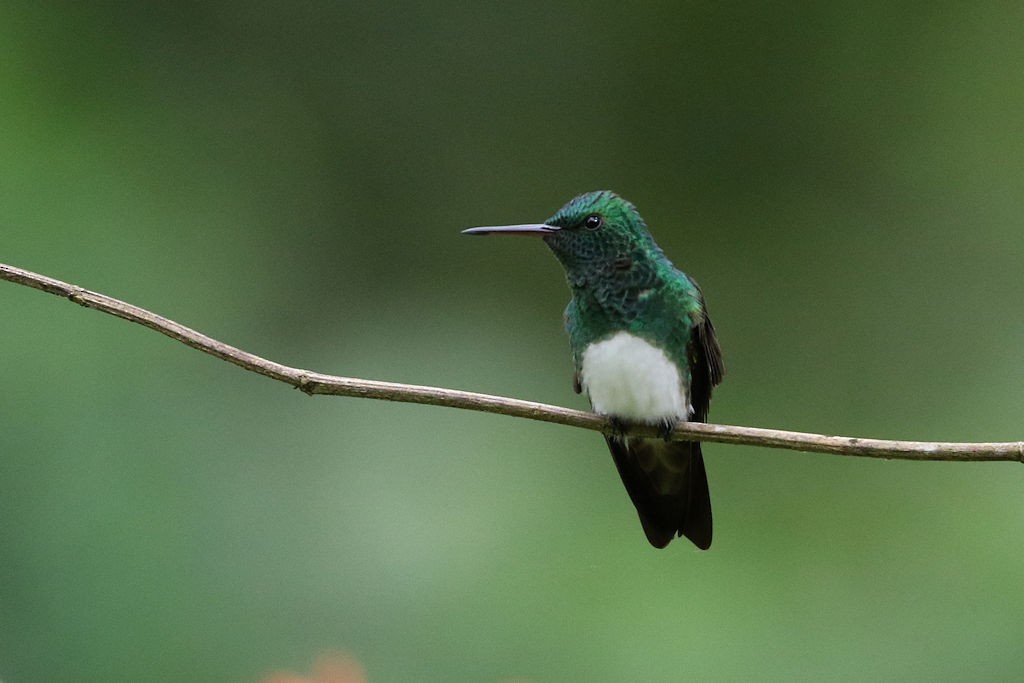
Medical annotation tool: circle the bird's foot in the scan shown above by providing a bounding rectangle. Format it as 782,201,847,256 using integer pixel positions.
659,418,678,442
607,417,678,442
608,416,630,440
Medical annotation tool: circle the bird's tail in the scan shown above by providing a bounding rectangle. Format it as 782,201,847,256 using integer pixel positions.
605,435,712,549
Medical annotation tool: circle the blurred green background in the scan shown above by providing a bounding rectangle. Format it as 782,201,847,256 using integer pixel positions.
3,3,1023,681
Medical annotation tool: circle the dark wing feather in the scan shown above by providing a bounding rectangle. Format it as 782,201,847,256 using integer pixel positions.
688,304,724,422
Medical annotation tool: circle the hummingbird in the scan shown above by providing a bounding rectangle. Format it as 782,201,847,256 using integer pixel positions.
463,191,724,549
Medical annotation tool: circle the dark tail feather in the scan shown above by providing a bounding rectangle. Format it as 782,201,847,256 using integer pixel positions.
681,448,713,549
606,436,713,550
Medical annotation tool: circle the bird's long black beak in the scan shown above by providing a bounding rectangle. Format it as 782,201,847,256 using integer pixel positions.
462,223,559,236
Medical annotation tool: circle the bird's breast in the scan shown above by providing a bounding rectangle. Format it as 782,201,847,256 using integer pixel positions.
579,331,690,422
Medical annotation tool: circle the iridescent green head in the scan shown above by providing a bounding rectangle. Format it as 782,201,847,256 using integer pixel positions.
463,190,664,278
541,191,662,274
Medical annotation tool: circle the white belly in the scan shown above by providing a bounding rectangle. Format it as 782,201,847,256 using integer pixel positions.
579,331,690,423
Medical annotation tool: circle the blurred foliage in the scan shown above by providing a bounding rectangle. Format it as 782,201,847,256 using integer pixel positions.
2,2,1024,681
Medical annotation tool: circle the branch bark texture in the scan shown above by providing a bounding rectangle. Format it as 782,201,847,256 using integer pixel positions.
3,262,1021,463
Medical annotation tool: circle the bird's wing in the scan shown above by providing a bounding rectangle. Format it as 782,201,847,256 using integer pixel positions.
687,303,724,422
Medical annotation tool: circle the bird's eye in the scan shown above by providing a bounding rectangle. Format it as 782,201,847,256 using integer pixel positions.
584,214,603,230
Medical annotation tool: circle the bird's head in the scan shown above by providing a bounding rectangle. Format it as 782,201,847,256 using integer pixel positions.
463,191,660,278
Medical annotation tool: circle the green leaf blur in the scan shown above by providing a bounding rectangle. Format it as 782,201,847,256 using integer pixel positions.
2,3,1023,681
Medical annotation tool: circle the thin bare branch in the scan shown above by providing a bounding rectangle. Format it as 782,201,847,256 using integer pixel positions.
3,262,1021,463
